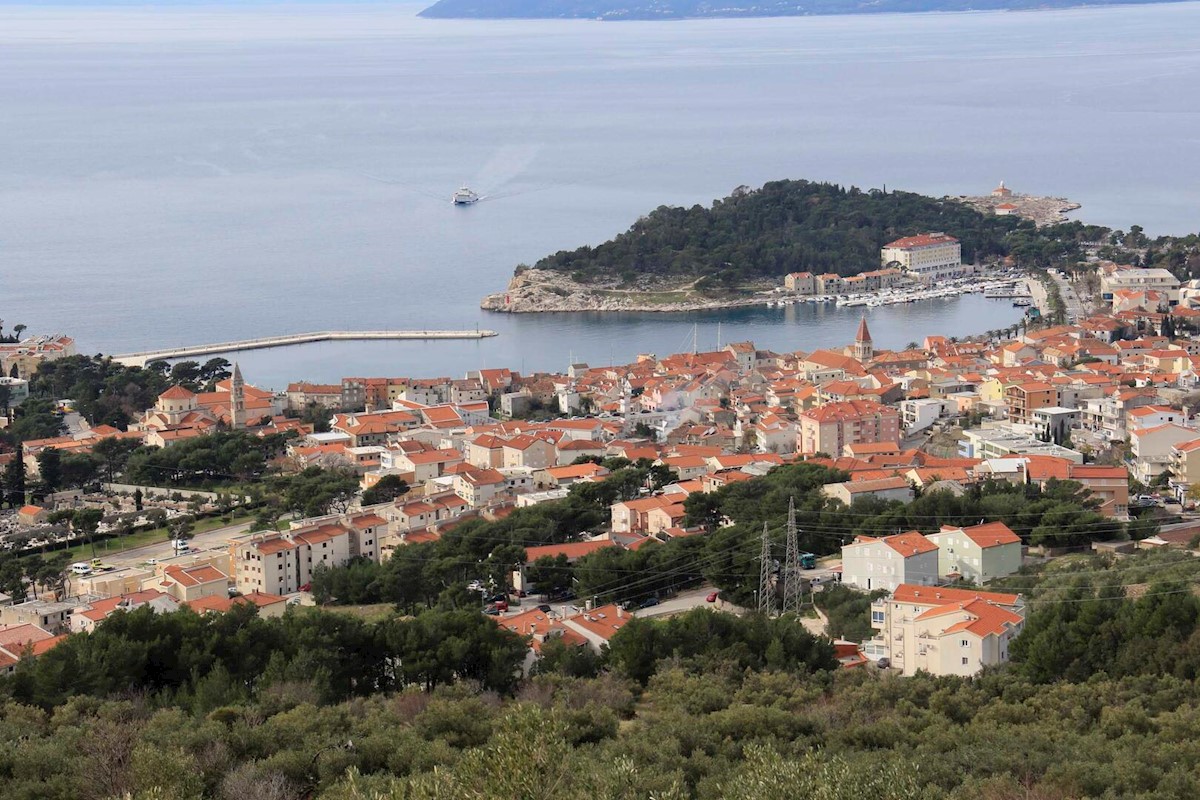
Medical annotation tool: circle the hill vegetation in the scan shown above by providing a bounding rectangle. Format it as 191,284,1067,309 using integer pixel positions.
0,461,1191,799
6,549,1200,798
526,180,1101,287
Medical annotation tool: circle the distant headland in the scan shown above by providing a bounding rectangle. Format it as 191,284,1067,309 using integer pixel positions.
419,0,1187,21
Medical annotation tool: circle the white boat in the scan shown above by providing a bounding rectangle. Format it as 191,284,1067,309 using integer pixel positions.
453,186,480,205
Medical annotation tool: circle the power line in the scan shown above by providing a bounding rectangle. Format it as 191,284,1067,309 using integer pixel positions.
782,496,802,615
757,522,774,616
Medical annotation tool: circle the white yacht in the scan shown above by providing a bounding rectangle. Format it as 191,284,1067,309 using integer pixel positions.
452,186,480,205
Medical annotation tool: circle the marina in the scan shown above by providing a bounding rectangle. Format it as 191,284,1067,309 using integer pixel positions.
766,278,1032,310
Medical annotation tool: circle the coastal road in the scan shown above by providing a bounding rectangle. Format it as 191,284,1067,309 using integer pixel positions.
1049,271,1085,322
96,520,254,569
1027,273,1080,323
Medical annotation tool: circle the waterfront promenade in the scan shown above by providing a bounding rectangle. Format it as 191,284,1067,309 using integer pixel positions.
112,329,498,367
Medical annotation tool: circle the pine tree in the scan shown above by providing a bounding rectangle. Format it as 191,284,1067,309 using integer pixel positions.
37,448,62,493
3,443,26,508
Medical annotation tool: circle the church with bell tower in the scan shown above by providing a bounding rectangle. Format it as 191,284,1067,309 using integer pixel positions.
850,315,874,363
229,362,246,429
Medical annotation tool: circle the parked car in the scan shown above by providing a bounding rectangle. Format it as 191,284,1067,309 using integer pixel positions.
537,604,552,613
706,591,719,603
494,600,509,612
483,605,500,616
70,562,92,576
637,598,660,609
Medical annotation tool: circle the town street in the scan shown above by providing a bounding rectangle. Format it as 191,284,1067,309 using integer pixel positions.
97,521,255,569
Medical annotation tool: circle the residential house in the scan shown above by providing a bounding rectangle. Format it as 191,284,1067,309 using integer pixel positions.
558,604,633,653
1005,382,1058,426
533,462,610,489
822,476,914,506
784,271,815,294
1130,422,1197,483
1170,438,1200,493
502,435,557,470
186,592,288,618
926,522,1021,583
0,624,66,675
798,400,900,456
71,590,180,633
611,496,677,534
0,599,75,631
866,584,1025,677
453,467,508,508
841,531,939,593
157,563,230,602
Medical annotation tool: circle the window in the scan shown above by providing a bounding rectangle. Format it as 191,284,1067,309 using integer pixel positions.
961,639,969,647
871,611,885,624
961,657,969,665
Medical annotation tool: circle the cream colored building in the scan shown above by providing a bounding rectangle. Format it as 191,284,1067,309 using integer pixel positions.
784,272,815,294
880,233,964,283
229,513,383,595
453,467,507,508
866,584,1025,677
1170,438,1200,490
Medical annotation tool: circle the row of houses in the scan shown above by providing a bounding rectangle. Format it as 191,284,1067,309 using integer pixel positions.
841,522,1022,593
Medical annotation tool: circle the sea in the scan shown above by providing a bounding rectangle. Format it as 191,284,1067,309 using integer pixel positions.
2,2,1199,389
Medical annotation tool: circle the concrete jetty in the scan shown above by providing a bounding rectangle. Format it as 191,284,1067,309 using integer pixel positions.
112,329,498,367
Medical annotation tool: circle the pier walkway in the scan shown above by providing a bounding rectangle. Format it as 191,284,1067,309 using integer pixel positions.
112,329,497,367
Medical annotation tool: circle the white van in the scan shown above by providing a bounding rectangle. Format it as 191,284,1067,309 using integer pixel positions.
70,562,92,576
172,539,191,553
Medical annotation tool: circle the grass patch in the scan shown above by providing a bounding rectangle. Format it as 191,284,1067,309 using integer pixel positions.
57,513,257,563
324,603,406,623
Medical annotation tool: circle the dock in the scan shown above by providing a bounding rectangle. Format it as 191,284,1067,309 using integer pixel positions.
112,329,498,367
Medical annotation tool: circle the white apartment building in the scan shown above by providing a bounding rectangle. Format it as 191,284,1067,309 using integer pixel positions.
880,233,965,283
1099,267,1180,300
866,584,1025,677
900,398,950,434
841,531,939,593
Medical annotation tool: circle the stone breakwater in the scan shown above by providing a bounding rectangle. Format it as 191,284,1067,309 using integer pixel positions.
480,269,774,314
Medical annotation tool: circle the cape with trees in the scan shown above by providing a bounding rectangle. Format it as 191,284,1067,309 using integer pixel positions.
520,180,1103,287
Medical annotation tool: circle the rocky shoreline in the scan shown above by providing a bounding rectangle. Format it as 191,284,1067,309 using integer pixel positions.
957,193,1081,226
479,269,775,314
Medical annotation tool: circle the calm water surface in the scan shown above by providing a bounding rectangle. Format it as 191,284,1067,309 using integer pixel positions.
2,3,1198,387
